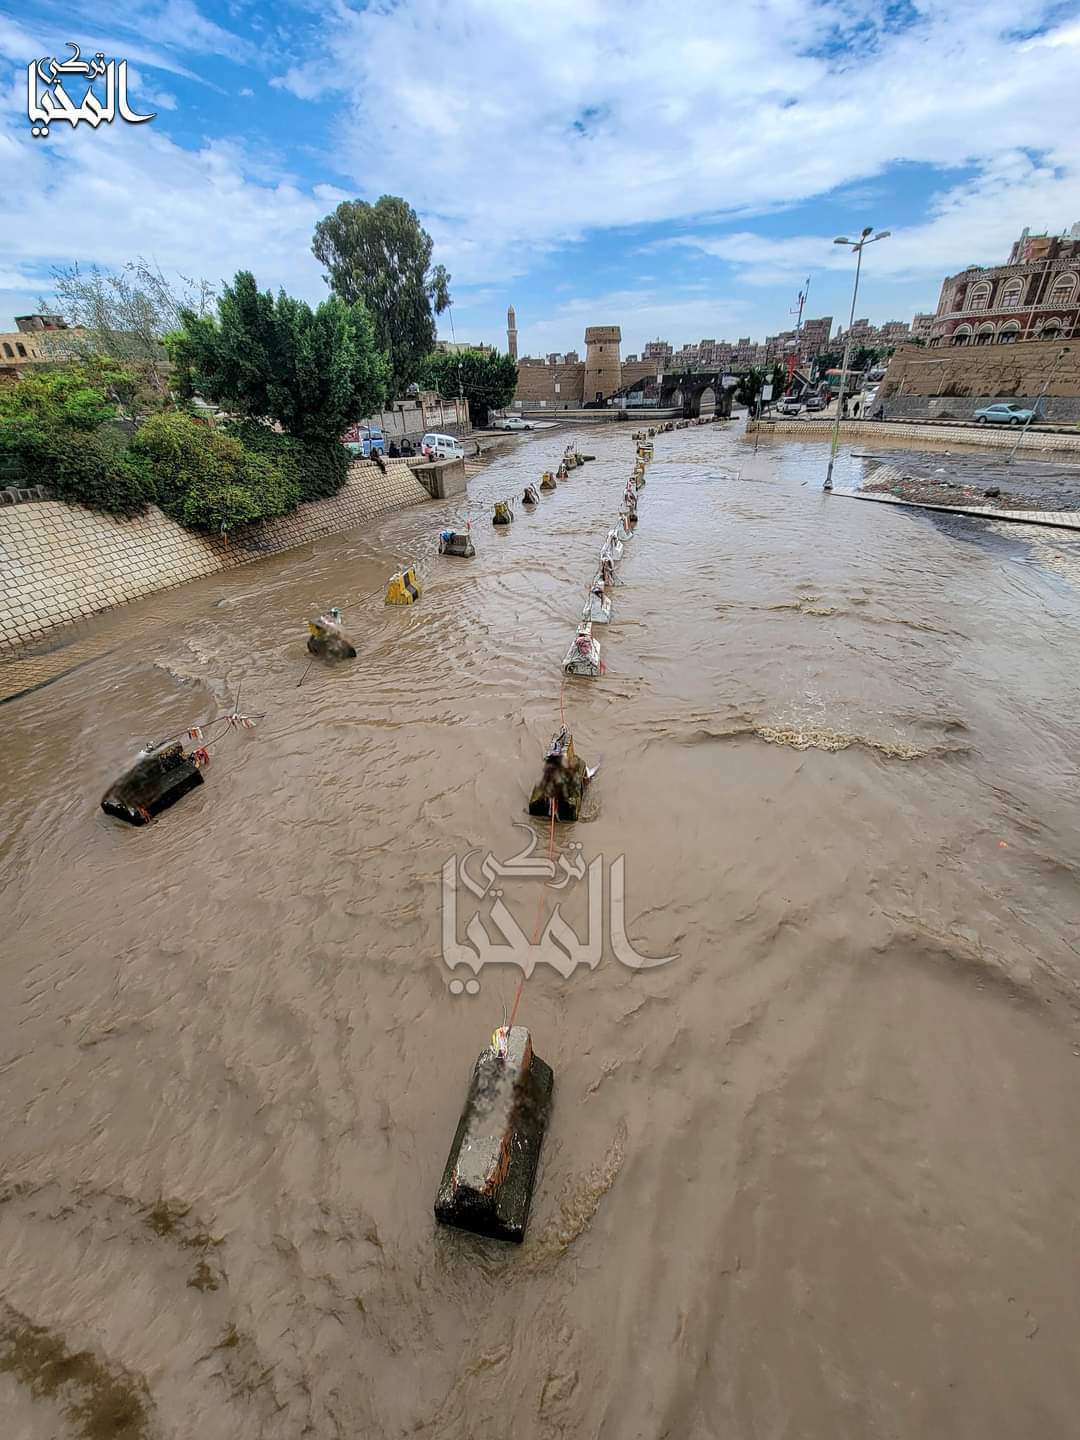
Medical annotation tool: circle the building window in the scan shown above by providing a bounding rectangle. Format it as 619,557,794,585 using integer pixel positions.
1040,321,1063,339
2,342,12,358
1000,281,1023,308
967,283,991,311
1047,273,1077,305
951,327,972,347
976,324,995,345
15,342,27,357
998,324,1020,344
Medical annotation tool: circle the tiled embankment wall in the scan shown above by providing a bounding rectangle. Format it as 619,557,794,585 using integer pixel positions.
747,417,1080,455
0,459,431,653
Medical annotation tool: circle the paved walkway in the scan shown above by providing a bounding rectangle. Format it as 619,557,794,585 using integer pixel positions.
830,487,1080,531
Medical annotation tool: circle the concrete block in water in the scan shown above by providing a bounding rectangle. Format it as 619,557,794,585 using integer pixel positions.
385,566,422,605
434,1026,553,1243
438,529,475,557
101,742,204,825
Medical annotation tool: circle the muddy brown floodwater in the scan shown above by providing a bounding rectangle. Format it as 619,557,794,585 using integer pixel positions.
3,422,1080,1439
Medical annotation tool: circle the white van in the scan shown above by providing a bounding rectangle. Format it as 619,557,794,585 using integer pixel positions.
420,432,466,460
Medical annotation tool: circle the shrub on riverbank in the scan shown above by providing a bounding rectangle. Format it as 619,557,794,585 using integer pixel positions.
222,419,349,502
131,413,300,532
0,361,353,531
0,363,154,516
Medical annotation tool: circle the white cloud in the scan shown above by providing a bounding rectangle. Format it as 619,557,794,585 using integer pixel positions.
262,0,1080,286
657,151,1080,289
4,0,1080,344
0,13,205,82
0,79,328,312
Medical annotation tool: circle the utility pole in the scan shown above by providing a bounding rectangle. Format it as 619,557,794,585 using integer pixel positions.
1007,345,1070,463
788,275,810,391
824,227,890,491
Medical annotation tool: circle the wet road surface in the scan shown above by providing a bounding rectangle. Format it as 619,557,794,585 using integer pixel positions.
3,422,1080,1439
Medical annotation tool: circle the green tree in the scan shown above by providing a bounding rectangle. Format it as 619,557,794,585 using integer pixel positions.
0,362,153,515
419,348,518,428
734,363,787,409
734,367,766,409
43,258,215,399
312,195,451,394
850,345,878,373
168,271,389,443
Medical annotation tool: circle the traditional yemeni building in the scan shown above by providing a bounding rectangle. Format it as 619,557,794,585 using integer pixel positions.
513,324,654,410
928,224,1080,347
506,304,518,360
910,312,934,342
0,314,81,379
0,314,68,368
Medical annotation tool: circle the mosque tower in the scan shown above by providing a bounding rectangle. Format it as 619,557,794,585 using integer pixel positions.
507,304,518,360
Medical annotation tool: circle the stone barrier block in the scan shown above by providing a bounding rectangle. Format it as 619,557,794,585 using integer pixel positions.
435,1026,553,1244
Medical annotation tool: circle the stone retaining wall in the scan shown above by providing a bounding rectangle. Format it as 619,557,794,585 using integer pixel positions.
748,417,1080,455
879,394,1080,422
0,459,431,653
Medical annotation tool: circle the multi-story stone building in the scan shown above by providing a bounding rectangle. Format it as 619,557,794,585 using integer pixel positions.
928,223,1080,347
799,316,834,358
910,312,934,342
0,314,72,373
830,316,911,352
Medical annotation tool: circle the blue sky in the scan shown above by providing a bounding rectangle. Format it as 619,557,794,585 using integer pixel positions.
3,1,1080,357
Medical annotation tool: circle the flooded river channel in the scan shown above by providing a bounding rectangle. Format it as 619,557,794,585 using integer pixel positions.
3,422,1080,1439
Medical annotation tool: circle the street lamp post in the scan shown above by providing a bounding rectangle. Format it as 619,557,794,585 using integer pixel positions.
1007,345,1070,464
824,226,891,491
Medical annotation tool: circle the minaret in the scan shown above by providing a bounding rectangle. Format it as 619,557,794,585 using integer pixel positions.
507,304,518,359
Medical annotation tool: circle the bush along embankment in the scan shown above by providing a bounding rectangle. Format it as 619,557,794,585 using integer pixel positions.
0,362,353,534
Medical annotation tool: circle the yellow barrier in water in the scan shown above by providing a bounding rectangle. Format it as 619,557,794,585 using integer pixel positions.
385,565,422,605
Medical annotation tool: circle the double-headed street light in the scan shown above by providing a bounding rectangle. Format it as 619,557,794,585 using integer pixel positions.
824,226,891,492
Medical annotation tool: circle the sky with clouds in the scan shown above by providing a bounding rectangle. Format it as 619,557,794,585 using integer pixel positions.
4,0,1080,357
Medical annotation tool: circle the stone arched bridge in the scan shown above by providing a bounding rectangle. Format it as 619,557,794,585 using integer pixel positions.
610,369,735,418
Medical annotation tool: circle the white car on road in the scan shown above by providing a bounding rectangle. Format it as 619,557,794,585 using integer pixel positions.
491,415,535,431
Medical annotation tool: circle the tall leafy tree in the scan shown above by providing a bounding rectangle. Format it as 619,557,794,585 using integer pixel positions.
168,271,389,443
420,348,518,428
43,258,215,397
312,196,451,395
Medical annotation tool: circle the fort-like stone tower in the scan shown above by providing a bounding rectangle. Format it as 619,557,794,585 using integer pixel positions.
583,325,621,402
507,304,518,360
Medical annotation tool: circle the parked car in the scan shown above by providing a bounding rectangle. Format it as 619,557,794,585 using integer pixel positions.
974,402,1036,426
420,432,466,460
805,394,828,411
491,415,535,431
344,424,387,459
778,397,802,416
